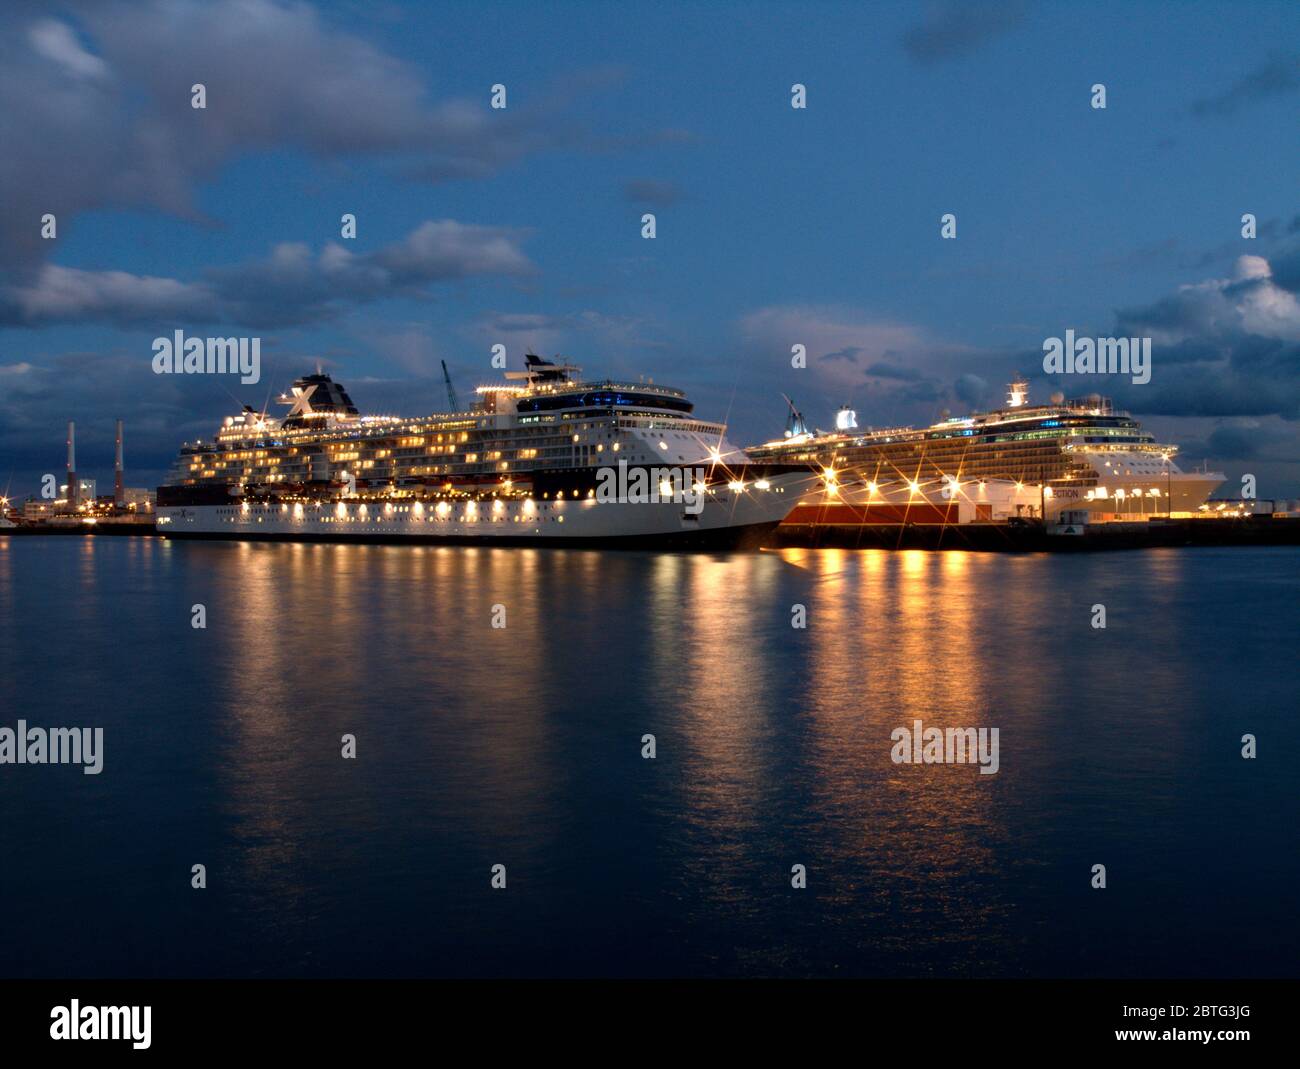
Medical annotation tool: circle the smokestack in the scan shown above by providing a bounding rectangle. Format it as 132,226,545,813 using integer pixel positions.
114,419,125,506
67,421,77,507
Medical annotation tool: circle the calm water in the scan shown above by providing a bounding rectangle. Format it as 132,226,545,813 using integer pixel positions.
0,536,1296,978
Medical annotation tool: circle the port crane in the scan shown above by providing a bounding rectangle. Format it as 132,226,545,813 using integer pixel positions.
441,360,460,412
781,394,809,438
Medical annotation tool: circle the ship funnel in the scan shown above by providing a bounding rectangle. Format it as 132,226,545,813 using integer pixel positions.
67,421,77,506
115,418,125,505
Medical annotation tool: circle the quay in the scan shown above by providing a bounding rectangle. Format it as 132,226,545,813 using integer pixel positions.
6,513,1299,551
769,514,1300,552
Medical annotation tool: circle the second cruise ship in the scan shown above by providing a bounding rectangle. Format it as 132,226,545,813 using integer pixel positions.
747,379,1224,518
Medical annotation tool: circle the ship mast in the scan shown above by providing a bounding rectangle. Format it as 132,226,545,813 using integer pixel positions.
1006,376,1029,408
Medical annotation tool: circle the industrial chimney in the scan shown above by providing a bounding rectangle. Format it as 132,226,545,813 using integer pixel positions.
114,419,125,507
67,421,78,508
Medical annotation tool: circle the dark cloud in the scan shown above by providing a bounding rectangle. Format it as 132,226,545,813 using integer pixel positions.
1207,423,1269,460
0,353,234,490
1189,52,1300,118
902,1,1028,63
1101,254,1300,421
1178,417,1299,467
896,379,946,406
1114,291,1231,344
954,373,988,408
0,220,534,329
821,346,863,363
1270,244,1300,294
864,361,924,381
0,2,644,278
1109,350,1300,421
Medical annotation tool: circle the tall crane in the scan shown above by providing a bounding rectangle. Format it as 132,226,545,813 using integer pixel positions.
441,360,459,412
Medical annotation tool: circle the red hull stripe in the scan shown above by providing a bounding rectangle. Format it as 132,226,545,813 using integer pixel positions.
785,503,958,525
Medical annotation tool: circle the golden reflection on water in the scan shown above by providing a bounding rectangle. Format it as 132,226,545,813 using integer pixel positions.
169,540,1198,968
0,539,12,642
781,550,1004,920
0,533,1273,976
214,543,565,891
652,553,785,882
207,544,1046,927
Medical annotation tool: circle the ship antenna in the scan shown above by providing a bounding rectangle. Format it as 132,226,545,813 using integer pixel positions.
212,378,249,416
720,369,741,440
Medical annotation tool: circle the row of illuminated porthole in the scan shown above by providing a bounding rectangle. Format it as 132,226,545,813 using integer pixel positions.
222,513,567,524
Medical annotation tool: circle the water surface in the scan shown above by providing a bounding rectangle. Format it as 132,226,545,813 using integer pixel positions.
0,537,1295,977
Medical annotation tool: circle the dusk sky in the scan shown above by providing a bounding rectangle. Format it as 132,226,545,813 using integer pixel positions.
1,0,1297,497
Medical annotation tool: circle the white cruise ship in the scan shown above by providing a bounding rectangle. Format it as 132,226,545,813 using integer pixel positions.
748,379,1225,518
156,356,810,548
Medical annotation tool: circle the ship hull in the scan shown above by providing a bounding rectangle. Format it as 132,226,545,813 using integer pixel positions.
156,473,810,550
1042,472,1225,515
155,519,782,550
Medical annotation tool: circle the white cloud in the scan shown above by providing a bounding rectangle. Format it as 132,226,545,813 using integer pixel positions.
28,19,108,80
2,220,534,328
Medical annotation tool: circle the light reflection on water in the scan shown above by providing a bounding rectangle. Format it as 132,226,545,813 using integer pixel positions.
0,538,1296,977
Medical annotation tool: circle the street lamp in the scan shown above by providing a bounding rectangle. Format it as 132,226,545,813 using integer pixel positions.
1162,454,1172,519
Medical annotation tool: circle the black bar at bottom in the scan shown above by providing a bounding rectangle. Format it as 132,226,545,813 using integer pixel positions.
0,978,1289,1056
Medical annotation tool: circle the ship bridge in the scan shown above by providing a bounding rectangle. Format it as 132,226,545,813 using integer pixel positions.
495,354,694,417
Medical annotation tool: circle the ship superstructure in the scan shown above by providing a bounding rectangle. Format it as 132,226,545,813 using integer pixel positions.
156,356,809,547
747,379,1224,517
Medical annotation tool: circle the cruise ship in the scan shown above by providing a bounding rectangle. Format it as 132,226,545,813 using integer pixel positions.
156,356,810,548
746,379,1224,518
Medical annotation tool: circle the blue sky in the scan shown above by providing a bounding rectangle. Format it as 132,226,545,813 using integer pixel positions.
1,0,1298,496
